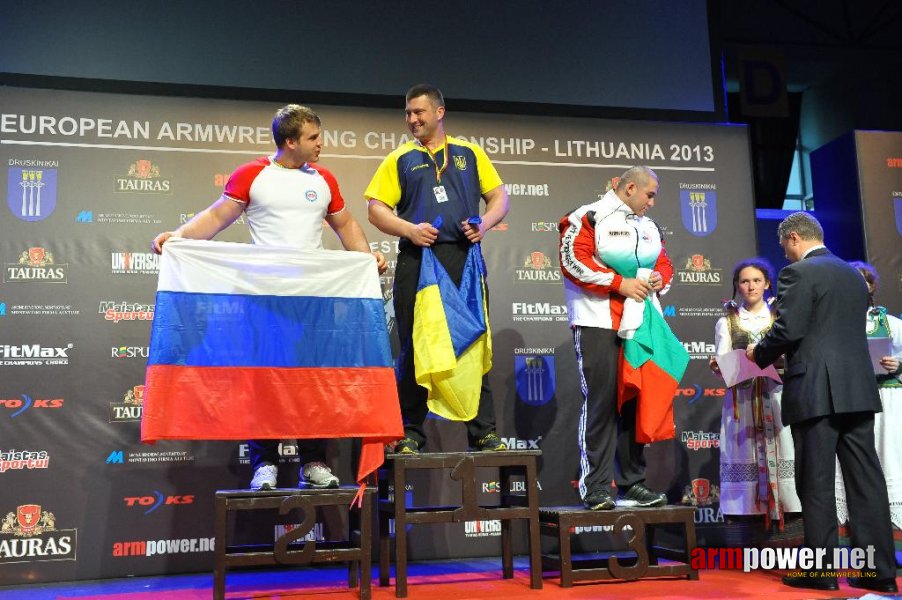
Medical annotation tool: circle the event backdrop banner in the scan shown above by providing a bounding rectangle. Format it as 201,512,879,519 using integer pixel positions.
0,86,755,583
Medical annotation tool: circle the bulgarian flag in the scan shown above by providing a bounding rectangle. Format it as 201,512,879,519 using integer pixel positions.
615,267,690,443
141,238,403,490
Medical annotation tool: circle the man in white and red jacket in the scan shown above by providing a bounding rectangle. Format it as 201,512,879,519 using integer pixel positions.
558,166,672,511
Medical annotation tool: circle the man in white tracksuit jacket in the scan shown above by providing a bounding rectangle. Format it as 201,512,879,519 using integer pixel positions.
558,166,673,510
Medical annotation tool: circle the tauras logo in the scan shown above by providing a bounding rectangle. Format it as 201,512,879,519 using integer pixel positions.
4,247,67,283
0,504,77,563
677,254,722,285
109,385,144,423
514,252,561,284
115,160,171,193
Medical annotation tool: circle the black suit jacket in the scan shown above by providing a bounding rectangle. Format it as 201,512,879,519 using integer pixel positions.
753,247,881,425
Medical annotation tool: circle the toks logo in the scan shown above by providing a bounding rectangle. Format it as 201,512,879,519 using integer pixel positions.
123,492,195,515
115,160,172,193
0,504,77,563
674,385,725,405
109,385,144,423
514,251,561,284
4,247,68,283
1,395,64,418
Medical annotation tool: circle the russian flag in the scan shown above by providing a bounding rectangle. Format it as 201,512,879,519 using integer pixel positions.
141,238,403,485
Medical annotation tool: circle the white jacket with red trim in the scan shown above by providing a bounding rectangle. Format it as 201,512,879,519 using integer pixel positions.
558,190,673,330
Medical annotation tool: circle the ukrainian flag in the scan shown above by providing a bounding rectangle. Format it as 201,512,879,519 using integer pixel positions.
412,243,492,421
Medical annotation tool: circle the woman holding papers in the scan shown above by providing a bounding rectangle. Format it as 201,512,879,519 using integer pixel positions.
835,262,902,530
709,258,801,529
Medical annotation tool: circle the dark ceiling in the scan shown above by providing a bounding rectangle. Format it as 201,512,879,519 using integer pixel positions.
717,0,902,92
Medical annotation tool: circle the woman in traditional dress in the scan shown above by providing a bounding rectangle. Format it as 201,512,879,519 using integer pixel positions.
836,262,902,531
709,258,801,529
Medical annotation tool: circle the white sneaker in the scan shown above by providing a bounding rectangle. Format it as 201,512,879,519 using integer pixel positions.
250,464,278,491
301,461,339,488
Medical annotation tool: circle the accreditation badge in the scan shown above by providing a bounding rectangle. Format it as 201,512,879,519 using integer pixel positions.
433,185,449,204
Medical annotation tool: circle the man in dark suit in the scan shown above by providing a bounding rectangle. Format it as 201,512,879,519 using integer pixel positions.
748,212,897,593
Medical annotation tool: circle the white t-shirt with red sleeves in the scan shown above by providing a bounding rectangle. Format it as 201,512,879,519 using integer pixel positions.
223,156,345,250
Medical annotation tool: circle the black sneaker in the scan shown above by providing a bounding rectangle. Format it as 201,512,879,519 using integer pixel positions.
617,483,667,507
583,488,615,510
395,438,419,454
475,432,508,451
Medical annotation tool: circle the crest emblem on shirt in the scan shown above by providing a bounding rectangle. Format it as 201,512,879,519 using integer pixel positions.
680,190,717,237
454,156,467,171
305,190,318,202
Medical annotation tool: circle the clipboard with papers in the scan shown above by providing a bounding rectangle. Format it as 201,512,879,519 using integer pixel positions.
868,337,893,374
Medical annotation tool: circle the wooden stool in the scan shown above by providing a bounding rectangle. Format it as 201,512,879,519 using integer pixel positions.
214,486,374,600
539,505,698,587
378,450,543,598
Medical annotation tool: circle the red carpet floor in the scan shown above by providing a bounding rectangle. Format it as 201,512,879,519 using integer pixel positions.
8,564,895,600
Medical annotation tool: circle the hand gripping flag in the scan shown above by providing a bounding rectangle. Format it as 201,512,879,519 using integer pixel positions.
142,238,403,492
412,223,492,421
615,267,690,443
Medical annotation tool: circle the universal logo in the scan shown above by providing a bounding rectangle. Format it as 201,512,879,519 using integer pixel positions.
111,252,160,275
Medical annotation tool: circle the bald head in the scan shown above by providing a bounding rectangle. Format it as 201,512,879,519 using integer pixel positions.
615,166,659,216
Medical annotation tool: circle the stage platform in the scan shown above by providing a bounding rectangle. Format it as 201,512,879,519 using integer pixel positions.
1,556,899,600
